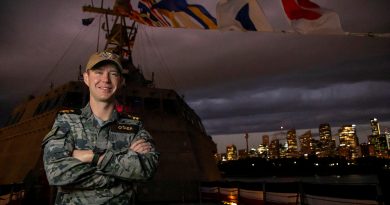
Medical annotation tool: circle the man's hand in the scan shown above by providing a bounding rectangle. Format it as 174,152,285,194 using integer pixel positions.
130,139,152,154
73,150,105,164
72,150,93,163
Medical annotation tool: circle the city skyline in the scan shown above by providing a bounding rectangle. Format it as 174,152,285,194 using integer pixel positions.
212,119,390,154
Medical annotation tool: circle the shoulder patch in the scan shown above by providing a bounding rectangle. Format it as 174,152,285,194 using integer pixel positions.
42,126,59,145
58,108,81,115
41,125,69,146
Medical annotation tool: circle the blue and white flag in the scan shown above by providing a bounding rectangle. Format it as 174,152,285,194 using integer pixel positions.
216,0,273,32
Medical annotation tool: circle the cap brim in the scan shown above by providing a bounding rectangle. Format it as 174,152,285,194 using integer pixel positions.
90,60,123,73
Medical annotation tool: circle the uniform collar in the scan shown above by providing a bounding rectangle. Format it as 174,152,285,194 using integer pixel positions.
81,103,119,124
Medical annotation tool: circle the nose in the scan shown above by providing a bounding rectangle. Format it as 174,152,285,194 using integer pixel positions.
101,71,111,83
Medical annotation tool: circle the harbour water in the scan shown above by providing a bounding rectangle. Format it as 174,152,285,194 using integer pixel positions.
200,174,387,205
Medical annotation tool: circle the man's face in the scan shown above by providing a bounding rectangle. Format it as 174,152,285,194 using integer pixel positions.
83,64,122,103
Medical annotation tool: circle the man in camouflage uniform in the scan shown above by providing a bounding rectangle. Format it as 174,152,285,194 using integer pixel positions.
42,51,159,204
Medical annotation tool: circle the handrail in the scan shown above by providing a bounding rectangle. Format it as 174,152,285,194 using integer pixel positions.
200,179,382,205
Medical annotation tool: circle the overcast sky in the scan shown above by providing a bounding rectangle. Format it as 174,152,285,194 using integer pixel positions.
1,0,389,148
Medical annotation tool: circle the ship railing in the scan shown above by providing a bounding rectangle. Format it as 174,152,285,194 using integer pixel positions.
200,180,383,205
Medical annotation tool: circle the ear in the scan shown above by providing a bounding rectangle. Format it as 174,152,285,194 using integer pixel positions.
83,72,89,87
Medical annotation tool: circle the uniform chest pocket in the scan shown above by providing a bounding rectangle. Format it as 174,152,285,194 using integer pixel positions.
109,123,139,150
109,132,132,150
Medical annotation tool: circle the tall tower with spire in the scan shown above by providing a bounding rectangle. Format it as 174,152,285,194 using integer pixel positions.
244,132,249,154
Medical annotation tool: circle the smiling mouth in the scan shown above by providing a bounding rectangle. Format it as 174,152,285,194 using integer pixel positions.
98,86,113,92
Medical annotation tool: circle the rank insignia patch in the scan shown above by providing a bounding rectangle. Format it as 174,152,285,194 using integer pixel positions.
58,109,81,115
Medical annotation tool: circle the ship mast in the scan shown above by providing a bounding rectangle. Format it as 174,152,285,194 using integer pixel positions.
83,4,135,57
83,2,153,87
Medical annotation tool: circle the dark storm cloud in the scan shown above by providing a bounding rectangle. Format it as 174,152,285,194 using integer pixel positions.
189,81,390,134
191,81,390,117
135,27,390,93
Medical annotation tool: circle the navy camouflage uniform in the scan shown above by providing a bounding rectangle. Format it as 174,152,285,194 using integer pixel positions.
42,104,159,204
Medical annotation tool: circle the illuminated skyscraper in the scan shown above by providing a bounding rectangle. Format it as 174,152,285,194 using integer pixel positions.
376,134,388,158
299,130,312,156
226,144,238,161
338,124,359,159
280,142,288,158
319,123,335,157
319,123,332,145
286,129,299,158
386,128,390,151
257,144,268,158
311,138,321,156
370,118,381,136
368,118,388,158
367,135,377,156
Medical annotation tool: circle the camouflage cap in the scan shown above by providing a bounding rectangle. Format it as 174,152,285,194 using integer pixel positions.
86,51,124,74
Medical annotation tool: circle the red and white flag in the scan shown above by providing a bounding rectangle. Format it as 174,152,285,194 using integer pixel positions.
281,0,344,34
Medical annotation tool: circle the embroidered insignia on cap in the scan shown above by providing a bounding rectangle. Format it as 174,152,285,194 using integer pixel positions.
100,51,117,60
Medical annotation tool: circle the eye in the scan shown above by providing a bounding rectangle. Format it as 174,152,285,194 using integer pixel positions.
93,70,103,75
110,72,120,77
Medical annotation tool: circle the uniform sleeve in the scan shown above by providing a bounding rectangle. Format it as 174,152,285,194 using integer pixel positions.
42,114,112,188
97,126,160,181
